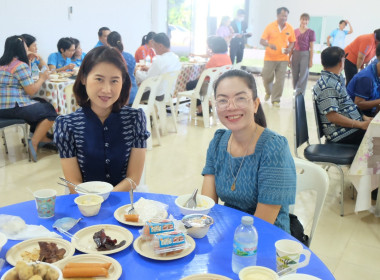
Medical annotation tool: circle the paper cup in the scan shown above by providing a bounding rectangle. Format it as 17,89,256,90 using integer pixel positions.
139,59,145,66
239,266,279,280
275,239,311,274
33,189,57,218
281,48,286,54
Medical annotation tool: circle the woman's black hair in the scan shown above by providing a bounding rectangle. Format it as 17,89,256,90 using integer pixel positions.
74,46,131,111
153,33,170,48
21,34,36,47
70,38,80,49
57,37,74,53
0,35,29,66
214,69,267,128
141,31,156,46
107,31,124,52
207,36,228,54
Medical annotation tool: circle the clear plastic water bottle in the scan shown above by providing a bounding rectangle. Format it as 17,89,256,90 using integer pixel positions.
31,63,39,78
232,216,258,274
145,54,151,66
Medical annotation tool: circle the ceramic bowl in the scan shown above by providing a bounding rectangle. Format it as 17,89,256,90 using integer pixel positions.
76,181,113,201
74,194,104,217
175,194,215,215
0,262,63,280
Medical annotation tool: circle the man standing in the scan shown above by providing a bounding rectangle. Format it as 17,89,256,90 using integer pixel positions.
260,7,295,107
94,27,111,48
229,9,252,64
135,33,181,101
327,20,353,48
347,44,380,117
344,28,380,85
313,47,371,145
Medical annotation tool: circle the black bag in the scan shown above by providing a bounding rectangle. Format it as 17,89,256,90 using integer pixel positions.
289,213,310,247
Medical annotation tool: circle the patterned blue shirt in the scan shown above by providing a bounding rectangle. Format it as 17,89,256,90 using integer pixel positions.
0,59,36,109
202,129,296,233
47,52,72,70
313,70,362,142
54,106,150,186
347,61,380,116
121,52,138,104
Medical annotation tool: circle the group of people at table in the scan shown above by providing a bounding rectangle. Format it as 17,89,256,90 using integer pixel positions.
0,5,379,244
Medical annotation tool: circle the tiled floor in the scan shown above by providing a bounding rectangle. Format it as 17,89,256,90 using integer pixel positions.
1,75,379,279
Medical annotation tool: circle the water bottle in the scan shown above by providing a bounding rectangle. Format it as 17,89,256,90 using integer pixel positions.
31,63,39,78
232,216,258,274
145,54,151,66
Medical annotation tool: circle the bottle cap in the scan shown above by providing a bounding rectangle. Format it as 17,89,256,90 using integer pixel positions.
241,216,253,226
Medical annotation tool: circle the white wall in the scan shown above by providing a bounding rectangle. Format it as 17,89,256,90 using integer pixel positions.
0,0,158,61
248,0,380,48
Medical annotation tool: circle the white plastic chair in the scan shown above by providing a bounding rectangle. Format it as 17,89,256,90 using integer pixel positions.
132,75,162,150
292,157,329,245
218,64,233,74
175,67,220,128
155,71,180,135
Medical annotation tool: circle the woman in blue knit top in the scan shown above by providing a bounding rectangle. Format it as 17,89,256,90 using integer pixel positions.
201,70,296,233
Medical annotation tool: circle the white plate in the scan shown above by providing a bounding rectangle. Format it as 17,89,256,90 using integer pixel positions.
133,235,195,261
5,237,75,266
50,78,69,83
71,224,133,255
280,274,321,280
114,204,168,226
180,273,232,280
55,254,122,280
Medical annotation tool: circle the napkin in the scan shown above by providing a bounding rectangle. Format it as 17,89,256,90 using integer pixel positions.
0,214,62,240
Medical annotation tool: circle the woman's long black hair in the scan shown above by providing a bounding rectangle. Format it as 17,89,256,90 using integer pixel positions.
0,35,29,66
214,69,267,128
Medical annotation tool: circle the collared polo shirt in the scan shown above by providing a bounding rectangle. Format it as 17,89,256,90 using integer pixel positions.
261,21,296,61
345,33,377,65
47,52,72,70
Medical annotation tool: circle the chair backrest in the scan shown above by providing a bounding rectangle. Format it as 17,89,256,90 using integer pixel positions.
312,94,324,143
193,67,220,98
292,157,329,245
218,64,233,76
132,75,162,110
293,92,309,156
159,71,180,103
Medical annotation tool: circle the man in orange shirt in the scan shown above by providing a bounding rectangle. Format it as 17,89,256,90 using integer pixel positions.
260,7,295,107
344,29,380,85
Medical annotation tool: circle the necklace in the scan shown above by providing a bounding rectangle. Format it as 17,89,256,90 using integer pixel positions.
228,125,258,191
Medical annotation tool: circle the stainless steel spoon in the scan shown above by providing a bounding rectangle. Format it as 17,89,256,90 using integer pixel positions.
184,189,198,209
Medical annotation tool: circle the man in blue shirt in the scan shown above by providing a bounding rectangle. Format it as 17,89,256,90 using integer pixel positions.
47,37,75,72
327,20,353,48
313,46,371,145
347,44,380,117
94,27,111,48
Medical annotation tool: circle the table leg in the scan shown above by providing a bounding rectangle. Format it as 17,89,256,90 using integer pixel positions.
375,187,380,217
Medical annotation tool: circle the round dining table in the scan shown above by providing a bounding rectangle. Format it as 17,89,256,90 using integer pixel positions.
0,192,334,280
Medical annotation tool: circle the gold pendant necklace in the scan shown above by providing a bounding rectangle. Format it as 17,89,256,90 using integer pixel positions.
228,125,258,191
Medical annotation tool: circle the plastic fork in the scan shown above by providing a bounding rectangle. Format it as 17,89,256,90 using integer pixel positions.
54,227,78,240
184,189,198,209
128,189,137,215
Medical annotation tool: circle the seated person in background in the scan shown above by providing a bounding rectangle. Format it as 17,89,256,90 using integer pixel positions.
186,36,232,115
21,34,48,71
201,69,296,233
94,27,111,48
135,33,181,101
0,35,57,162
70,38,86,67
54,46,149,192
134,31,156,63
107,31,138,105
313,46,372,145
347,44,380,117
47,37,76,72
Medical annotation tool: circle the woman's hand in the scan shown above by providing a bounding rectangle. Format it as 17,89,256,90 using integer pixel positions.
39,69,50,81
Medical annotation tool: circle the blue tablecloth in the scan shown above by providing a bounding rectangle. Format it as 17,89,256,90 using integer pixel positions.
0,192,335,279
